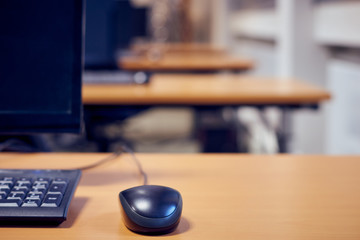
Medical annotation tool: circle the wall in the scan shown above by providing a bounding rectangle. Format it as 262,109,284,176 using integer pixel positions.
225,0,360,153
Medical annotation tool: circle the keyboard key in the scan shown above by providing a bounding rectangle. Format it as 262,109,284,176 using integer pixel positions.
0,177,15,182
0,192,7,199
53,178,69,184
8,192,26,200
0,199,22,207
32,182,48,190
34,180,50,185
0,185,11,194
36,177,50,182
18,177,32,182
0,181,14,187
15,181,32,188
48,183,67,194
22,199,41,207
41,194,63,207
26,192,44,200
12,186,30,193
31,187,47,194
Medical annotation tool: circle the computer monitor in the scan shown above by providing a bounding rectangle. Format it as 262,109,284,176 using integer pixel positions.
84,0,148,69
0,0,84,133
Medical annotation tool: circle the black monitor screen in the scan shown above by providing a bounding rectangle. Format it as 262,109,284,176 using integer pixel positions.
0,0,83,133
84,0,148,69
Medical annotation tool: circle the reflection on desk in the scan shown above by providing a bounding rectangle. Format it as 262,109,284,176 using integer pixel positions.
1,153,360,239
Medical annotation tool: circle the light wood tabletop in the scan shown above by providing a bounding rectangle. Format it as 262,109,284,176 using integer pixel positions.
83,74,331,105
118,54,254,71
1,153,360,239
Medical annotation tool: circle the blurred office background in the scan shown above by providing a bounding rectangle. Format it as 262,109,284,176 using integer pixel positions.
4,0,359,155
69,0,360,154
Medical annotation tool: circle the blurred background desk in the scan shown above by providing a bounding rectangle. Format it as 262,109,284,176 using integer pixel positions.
118,54,254,73
83,74,330,153
2,153,360,239
83,74,330,106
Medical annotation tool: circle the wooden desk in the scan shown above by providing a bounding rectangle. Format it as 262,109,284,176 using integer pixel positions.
1,153,360,239
83,74,331,106
82,74,330,152
118,54,254,72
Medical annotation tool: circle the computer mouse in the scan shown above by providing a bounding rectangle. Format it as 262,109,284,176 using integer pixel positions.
119,185,183,235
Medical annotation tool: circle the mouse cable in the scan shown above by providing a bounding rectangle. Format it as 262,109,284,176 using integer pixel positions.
121,144,148,186
75,144,148,185
0,139,148,185
75,148,123,171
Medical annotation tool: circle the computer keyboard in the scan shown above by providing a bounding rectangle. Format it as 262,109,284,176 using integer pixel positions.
0,169,81,225
83,70,150,84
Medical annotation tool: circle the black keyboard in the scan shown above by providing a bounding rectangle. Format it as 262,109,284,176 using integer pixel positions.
83,70,150,84
0,169,81,225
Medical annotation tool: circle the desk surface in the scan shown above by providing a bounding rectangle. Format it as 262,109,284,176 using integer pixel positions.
83,74,331,105
1,153,360,239
118,54,254,71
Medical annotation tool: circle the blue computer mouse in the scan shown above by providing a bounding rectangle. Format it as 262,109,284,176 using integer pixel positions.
119,185,183,235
